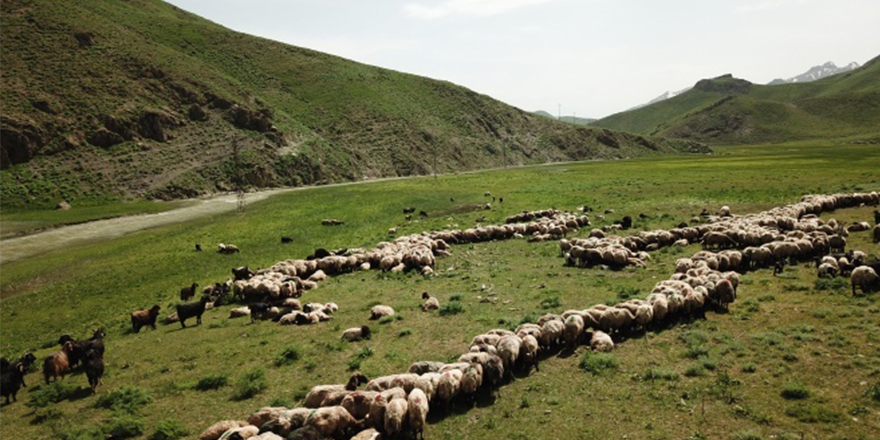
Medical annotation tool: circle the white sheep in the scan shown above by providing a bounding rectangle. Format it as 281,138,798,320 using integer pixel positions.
341,326,372,342
407,388,429,440
851,266,879,296
384,397,408,437
563,314,585,351
421,292,440,311
370,305,395,320
590,330,614,352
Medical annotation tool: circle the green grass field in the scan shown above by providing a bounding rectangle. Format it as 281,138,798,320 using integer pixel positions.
1,143,879,440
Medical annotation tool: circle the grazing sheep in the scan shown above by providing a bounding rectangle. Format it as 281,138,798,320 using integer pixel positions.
407,388,429,440
249,303,271,323
874,224,880,243
818,262,838,278
233,266,255,281
308,270,327,282
540,319,564,349
176,296,211,328
435,369,462,410
590,331,614,352
563,314,585,351
303,373,369,408
199,421,249,440
342,326,372,342
519,334,540,373
131,305,161,333
218,243,240,254
84,349,104,394
304,406,361,439
1,362,27,403
496,335,522,374
341,391,379,420
421,292,440,311
383,397,408,437
43,341,74,384
458,365,482,405
408,361,445,375
370,305,395,320
180,282,199,301
851,266,880,296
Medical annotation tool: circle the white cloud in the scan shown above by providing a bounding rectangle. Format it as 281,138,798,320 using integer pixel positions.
404,0,557,19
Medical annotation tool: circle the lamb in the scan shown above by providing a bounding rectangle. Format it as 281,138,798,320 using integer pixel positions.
383,397,408,437
851,266,880,296
421,292,440,311
43,341,74,384
303,373,369,408
563,314,585,351
590,330,614,352
342,326,372,342
131,305,161,333
218,243,240,254
370,305,395,320
176,296,211,328
84,349,104,394
180,282,199,301
407,388,429,440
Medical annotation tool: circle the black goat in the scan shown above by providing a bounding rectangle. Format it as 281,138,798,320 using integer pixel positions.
180,282,199,301
1,362,27,404
84,349,104,394
232,266,255,281
176,296,210,328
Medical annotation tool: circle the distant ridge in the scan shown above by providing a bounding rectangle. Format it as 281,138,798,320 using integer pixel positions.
768,61,860,85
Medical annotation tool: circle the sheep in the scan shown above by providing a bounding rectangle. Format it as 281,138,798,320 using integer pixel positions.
248,406,289,428
84,349,104,394
43,341,74,384
176,296,211,328
218,243,240,254
590,330,614,352
370,305,395,320
407,388,429,440
180,282,200,301
519,334,540,373
233,266,255,281
563,314,585,351
131,305,161,333
303,373,369,408
540,319,564,349
304,406,362,439
1,361,27,403
199,421,249,440
851,266,880,296
421,292,440,311
818,262,838,278
351,429,381,440
496,335,522,374
435,369,462,410
249,303,271,323
874,224,880,243
308,270,327,282
342,326,372,342
341,391,379,420
383,397,408,437
458,365,482,405
408,361,445,375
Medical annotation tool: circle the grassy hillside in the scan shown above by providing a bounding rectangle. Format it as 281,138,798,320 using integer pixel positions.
592,57,880,144
0,0,705,209
1,143,878,439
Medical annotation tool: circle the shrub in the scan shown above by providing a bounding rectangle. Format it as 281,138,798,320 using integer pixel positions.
643,368,679,381
232,368,268,401
274,345,301,366
95,386,152,413
26,382,79,408
741,363,757,373
439,302,464,316
194,374,228,391
617,286,641,300
398,329,412,337
684,364,707,377
449,294,463,302
149,419,188,440
730,430,763,440
104,413,145,439
784,403,843,423
348,347,374,371
781,382,810,400
540,295,561,310
866,383,880,402
579,351,618,375
814,277,848,291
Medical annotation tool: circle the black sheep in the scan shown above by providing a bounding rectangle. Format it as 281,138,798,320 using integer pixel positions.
677,222,688,228
195,243,202,252
180,282,199,301
403,207,415,214
249,302,271,323
773,260,785,276
177,296,210,328
281,236,293,244
131,305,161,333
1,362,27,404
620,216,633,230
84,349,104,394
419,210,428,218
232,266,255,281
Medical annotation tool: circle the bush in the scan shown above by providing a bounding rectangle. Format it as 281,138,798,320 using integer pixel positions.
643,368,679,381
274,345,301,366
194,374,228,391
730,430,763,440
27,382,79,408
866,383,880,402
398,329,412,337
104,413,145,439
232,368,268,401
449,294,463,302
439,302,464,316
784,403,843,423
741,363,757,373
617,286,641,300
95,386,152,413
540,295,561,310
149,419,188,440
579,351,618,375
814,277,848,291
684,364,707,377
781,382,810,400
348,347,374,371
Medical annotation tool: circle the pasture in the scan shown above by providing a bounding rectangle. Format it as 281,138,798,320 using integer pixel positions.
1,142,879,440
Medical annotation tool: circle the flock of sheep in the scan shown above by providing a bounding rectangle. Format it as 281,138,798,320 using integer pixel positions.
191,191,879,440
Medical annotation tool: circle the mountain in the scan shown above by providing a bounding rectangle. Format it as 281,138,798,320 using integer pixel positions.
0,0,706,208
532,111,596,125
533,110,556,119
768,61,860,85
627,87,692,111
590,57,880,145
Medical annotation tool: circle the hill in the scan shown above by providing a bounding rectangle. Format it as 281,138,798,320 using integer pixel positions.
590,56,880,144
767,61,860,85
0,0,705,208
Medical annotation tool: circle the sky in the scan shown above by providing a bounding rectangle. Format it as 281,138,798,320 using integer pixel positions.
165,0,880,119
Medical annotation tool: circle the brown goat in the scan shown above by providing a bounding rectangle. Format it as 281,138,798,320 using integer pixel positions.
43,341,74,384
131,305,161,333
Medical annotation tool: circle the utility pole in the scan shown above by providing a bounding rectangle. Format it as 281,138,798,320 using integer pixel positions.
558,104,561,120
